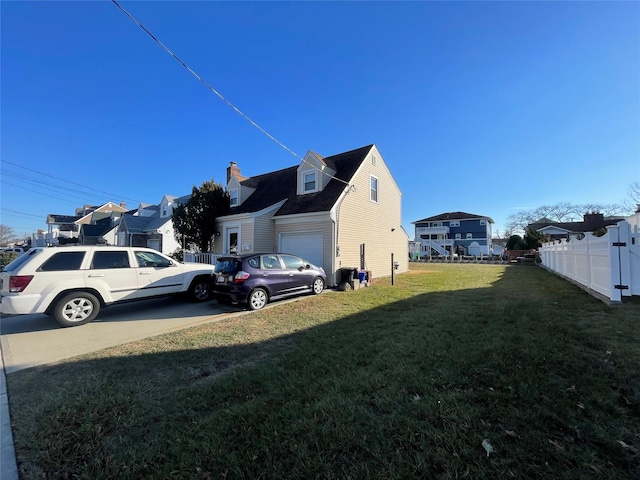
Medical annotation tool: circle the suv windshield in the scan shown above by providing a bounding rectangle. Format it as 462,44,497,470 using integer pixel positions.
214,258,240,274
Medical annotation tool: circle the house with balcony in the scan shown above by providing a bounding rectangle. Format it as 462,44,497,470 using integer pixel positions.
413,212,494,257
45,202,129,245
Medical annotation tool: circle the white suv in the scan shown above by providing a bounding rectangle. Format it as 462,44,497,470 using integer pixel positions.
0,246,216,327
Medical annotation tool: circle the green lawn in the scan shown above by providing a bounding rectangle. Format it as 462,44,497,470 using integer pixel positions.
7,263,640,479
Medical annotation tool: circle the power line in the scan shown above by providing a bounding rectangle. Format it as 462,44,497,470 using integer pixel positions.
1,180,91,206
1,169,113,204
111,0,351,188
0,208,44,219
0,158,142,204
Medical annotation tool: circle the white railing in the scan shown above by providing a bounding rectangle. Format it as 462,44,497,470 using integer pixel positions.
183,252,218,265
539,221,640,303
416,226,450,235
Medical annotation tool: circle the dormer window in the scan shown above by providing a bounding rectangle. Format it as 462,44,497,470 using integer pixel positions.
229,188,238,207
303,171,317,193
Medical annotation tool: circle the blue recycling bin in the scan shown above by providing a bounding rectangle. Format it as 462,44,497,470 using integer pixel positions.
358,271,367,282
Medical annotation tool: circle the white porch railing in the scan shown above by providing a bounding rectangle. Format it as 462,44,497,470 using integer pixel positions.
539,220,640,303
183,252,218,265
416,226,450,235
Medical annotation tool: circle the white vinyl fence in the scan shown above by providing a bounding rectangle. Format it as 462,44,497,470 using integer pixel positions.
539,221,640,303
183,252,217,265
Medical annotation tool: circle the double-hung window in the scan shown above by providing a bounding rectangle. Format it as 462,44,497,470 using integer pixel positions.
370,175,378,203
229,188,238,207
303,171,317,193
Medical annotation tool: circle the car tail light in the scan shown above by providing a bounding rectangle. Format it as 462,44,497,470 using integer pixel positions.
233,271,250,284
9,275,34,292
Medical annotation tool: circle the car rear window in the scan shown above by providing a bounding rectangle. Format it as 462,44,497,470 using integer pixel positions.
2,249,42,272
39,251,86,271
214,258,241,274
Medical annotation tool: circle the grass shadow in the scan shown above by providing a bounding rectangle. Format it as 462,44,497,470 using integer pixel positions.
7,264,640,479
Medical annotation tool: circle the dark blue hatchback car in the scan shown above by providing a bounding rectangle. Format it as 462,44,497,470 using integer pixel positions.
211,253,326,310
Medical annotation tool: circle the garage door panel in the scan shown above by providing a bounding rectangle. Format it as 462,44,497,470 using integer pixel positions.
280,232,323,268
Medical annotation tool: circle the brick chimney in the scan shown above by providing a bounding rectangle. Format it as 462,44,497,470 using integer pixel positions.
226,162,247,183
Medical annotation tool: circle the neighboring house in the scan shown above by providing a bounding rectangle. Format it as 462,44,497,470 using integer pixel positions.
213,144,409,286
78,223,118,245
626,209,640,229
527,213,622,241
46,202,128,245
115,195,188,254
413,212,494,257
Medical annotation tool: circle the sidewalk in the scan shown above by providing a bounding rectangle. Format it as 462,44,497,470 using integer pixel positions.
1,343,18,480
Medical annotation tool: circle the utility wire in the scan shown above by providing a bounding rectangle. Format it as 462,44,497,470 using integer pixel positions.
0,208,44,219
111,0,351,188
1,158,141,204
1,169,114,203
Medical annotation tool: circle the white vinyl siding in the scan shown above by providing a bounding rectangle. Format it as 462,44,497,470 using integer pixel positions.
336,147,407,282
253,214,276,252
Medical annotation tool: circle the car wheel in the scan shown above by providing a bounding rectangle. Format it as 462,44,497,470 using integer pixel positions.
312,277,325,294
189,277,212,302
53,292,100,327
248,288,268,310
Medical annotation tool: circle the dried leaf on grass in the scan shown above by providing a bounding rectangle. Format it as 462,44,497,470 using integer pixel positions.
482,439,495,457
617,440,640,455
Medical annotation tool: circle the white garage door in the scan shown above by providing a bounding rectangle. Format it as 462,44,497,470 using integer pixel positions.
280,232,324,268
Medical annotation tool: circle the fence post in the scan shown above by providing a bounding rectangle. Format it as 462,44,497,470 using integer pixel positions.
615,221,631,298
608,225,622,303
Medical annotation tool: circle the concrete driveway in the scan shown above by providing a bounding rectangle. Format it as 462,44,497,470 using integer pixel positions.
0,297,246,374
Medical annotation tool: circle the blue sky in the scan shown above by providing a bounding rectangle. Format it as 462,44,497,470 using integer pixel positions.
2,1,639,239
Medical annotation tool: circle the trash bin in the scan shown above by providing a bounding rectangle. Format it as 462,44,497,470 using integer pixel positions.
339,267,358,283
337,267,358,291
358,271,367,283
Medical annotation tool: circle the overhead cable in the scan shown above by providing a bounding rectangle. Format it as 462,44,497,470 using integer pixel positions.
111,0,351,188
0,158,141,204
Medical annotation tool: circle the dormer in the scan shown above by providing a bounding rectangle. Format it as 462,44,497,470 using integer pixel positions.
226,162,254,207
297,150,336,195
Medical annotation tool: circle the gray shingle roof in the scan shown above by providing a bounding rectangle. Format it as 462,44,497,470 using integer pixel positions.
229,145,374,216
413,212,495,224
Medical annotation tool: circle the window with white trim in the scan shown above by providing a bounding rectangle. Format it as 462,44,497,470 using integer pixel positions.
303,171,317,193
480,219,486,225
229,188,238,207
466,233,473,239
370,175,378,202
450,221,460,227
455,233,461,239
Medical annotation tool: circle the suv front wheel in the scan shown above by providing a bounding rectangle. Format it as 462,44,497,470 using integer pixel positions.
189,276,212,302
53,292,101,327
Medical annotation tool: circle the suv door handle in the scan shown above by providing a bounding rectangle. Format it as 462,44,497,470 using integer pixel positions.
139,272,151,276
88,274,104,278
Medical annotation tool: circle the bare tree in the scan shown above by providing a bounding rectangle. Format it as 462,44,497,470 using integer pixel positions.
0,224,17,246
624,182,640,213
506,201,627,234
